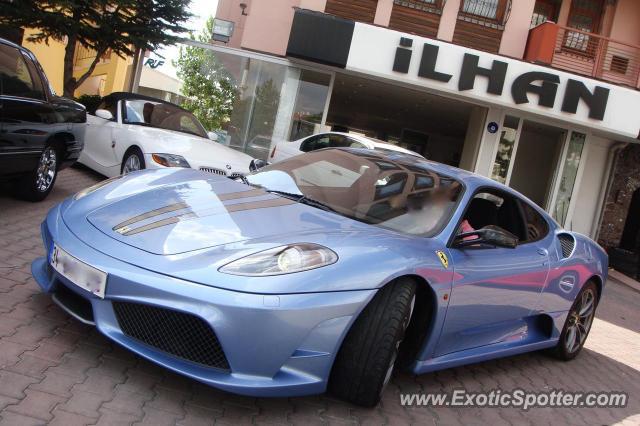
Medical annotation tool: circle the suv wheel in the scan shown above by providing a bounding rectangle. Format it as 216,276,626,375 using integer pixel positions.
16,146,59,201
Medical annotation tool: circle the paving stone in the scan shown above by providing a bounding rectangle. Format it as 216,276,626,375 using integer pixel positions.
4,389,65,422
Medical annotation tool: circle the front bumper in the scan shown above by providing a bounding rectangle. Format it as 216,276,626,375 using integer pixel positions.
32,212,374,397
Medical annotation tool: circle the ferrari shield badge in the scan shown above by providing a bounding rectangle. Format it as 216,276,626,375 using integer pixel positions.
436,250,449,269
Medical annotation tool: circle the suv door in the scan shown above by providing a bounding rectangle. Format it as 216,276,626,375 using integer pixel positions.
434,190,551,356
0,43,54,177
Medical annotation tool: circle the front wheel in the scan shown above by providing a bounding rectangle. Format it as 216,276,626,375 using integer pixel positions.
329,278,416,407
15,145,59,202
121,148,145,174
551,281,598,360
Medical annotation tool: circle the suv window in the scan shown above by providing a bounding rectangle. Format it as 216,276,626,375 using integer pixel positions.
0,44,44,100
520,200,549,242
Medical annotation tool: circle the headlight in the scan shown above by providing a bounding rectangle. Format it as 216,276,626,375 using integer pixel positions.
74,175,123,200
219,243,338,276
151,153,191,168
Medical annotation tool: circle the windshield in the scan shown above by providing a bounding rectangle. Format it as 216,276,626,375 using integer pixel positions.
123,99,208,139
247,149,462,237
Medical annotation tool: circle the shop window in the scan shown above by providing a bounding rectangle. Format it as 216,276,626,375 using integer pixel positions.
155,44,331,161
531,0,561,27
490,115,520,185
288,70,332,141
552,131,586,226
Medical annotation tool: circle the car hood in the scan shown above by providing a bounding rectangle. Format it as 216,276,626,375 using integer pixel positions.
58,169,451,294
65,168,365,256
132,126,254,173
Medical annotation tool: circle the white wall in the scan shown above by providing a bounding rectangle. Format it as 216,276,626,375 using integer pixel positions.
473,107,504,176
459,106,487,171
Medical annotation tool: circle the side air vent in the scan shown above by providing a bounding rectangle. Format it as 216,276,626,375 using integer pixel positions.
557,233,576,259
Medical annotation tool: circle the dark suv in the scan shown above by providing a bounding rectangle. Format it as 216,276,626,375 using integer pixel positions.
0,38,85,201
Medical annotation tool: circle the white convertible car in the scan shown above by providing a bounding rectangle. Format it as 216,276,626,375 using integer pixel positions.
269,131,423,163
79,92,256,178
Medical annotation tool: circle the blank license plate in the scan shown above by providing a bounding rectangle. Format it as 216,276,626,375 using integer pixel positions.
50,244,107,298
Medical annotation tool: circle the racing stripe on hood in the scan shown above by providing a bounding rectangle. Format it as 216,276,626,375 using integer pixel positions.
112,202,189,232
112,189,266,234
117,193,295,236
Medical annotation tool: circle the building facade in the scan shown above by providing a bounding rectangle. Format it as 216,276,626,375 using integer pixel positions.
199,0,640,255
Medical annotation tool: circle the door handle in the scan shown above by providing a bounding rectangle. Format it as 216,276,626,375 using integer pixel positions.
537,248,548,256
111,140,116,148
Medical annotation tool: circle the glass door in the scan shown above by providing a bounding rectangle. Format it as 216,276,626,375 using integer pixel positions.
551,131,587,226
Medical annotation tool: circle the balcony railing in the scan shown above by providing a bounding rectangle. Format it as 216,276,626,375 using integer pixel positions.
525,22,640,89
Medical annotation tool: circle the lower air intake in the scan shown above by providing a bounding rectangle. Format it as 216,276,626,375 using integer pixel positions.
113,301,230,370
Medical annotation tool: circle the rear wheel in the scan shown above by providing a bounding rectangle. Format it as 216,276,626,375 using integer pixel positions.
551,281,598,360
15,145,59,201
121,148,145,174
329,278,416,407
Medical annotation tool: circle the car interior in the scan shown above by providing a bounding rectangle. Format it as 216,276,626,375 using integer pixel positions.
460,191,534,243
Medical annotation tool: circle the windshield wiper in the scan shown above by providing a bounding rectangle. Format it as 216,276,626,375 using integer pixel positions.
265,190,338,214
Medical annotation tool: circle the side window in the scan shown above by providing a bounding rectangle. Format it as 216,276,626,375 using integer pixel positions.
96,98,117,120
344,137,366,149
23,54,46,100
301,134,331,152
460,191,527,241
328,134,349,148
0,44,43,100
520,201,550,242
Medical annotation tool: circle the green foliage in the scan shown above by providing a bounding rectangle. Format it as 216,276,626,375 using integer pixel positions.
76,94,102,113
174,17,237,131
0,0,192,96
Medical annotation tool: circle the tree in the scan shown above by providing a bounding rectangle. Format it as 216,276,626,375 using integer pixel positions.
0,0,192,97
175,16,237,131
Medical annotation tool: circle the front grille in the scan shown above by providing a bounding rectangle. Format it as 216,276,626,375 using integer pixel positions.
113,302,230,370
558,234,576,258
200,167,227,176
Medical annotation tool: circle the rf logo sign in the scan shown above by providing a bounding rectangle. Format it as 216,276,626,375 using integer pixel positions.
436,250,449,269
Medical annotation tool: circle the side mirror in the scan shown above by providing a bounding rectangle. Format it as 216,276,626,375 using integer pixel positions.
249,159,268,172
207,131,219,142
95,109,114,121
453,225,518,249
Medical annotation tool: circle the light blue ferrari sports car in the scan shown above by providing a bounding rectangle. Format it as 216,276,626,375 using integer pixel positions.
32,148,607,407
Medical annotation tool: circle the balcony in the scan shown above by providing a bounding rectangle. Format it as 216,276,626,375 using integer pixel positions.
525,22,640,90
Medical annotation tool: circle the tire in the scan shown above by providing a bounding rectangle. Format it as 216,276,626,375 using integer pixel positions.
551,281,598,361
14,145,60,202
329,278,416,407
121,148,145,174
